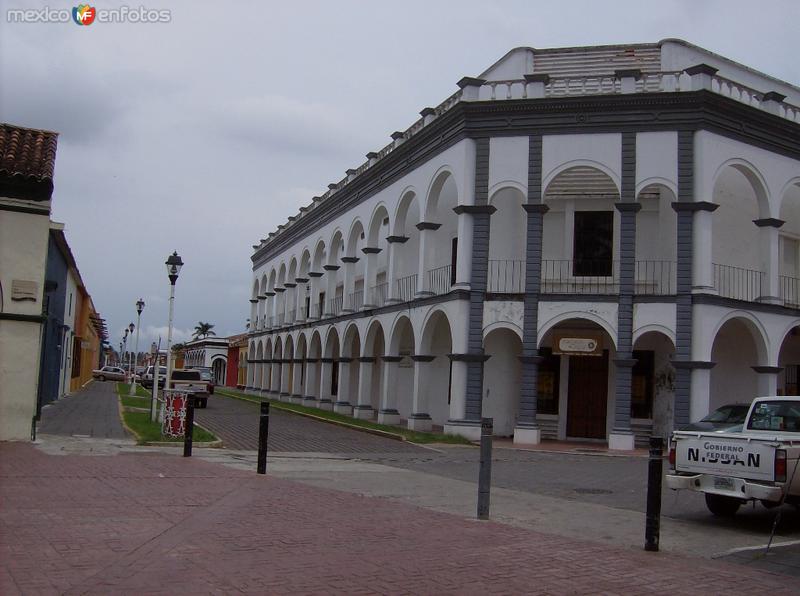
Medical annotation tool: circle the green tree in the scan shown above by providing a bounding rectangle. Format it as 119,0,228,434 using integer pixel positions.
192,322,216,339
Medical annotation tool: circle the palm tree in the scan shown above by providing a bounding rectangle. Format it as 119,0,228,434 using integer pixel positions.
192,322,216,339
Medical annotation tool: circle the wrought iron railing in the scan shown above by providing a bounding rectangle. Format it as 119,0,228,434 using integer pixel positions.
541,259,619,294
395,273,417,302
487,260,525,293
713,263,764,302
349,290,364,311
780,274,800,308
427,264,452,295
327,295,343,317
633,261,675,296
371,282,388,307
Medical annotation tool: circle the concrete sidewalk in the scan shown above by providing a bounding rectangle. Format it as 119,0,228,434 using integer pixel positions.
2,440,797,595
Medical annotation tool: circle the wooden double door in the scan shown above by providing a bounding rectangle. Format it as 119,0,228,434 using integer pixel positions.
566,350,609,439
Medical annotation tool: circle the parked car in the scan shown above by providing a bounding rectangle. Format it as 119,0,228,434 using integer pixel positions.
141,365,167,389
92,366,127,382
667,396,800,516
169,369,211,408
189,366,215,394
679,403,750,433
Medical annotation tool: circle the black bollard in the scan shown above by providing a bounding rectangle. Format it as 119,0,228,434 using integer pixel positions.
644,436,664,552
257,401,270,474
183,394,195,458
477,417,493,520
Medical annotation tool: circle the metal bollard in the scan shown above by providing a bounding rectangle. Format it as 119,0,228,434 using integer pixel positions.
183,395,195,458
644,436,663,552
477,417,493,520
257,401,270,474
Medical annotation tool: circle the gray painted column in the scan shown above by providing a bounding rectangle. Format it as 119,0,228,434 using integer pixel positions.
610,132,640,449
671,129,696,429
516,135,545,444
457,137,493,424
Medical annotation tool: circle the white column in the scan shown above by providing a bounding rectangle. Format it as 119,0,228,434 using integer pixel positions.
377,357,401,425
291,358,303,403
333,358,353,415
318,359,334,409
307,273,323,319
323,266,339,315
353,357,375,419
689,367,712,422
250,299,258,330
757,223,782,303
362,249,380,308
415,224,440,297
341,259,357,312
453,210,473,289
385,240,402,302
302,359,318,406
753,366,781,396
260,360,270,393
692,206,716,292
408,356,433,431
295,279,308,321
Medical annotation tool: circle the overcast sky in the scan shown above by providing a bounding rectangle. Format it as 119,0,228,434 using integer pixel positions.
1,0,798,350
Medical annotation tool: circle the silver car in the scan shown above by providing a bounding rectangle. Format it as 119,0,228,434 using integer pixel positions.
92,366,127,382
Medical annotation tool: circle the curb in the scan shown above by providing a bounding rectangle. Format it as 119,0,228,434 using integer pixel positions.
217,390,408,442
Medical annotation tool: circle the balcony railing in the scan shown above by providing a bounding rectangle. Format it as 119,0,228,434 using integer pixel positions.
275,313,285,327
541,260,619,294
427,264,452,296
266,316,274,329
487,260,525,293
713,263,764,302
633,261,675,296
349,290,364,311
286,309,295,324
327,295,343,317
372,282,388,307
780,275,800,308
395,273,417,302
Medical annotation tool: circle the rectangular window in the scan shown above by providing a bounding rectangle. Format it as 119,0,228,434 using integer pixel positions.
631,350,655,418
785,364,798,396
68,292,73,317
573,211,613,276
537,348,560,415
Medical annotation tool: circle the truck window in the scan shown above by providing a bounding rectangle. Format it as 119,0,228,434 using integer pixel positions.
747,401,800,432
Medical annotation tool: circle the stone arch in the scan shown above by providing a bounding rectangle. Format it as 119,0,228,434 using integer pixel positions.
267,268,277,292
391,188,420,237
483,327,522,437
632,330,676,440
708,312,769,364
328,229,345,265
311,239,327,272
391,190,422,299
711,159,771,219
417,309,454,426
777,323,800,396
488,185,527,291
423,167,458,221
388,314,415,355
543,161,621,197
346,219,366,258
277,263,287,288
367,203,390,247
254,341,263,390
363,319,386,414
483,320,524,341
272,336,283,393
323,326,340,359
635,183,677,292
538,311,617,350
710,315,770,412
778,179,800,306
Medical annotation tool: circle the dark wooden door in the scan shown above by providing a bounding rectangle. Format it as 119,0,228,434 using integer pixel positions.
567,350,609,439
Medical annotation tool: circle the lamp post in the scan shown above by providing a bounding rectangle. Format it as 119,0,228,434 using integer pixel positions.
127,322,135,379
122,329,128,376
119,341,123,366
164,251,184,403
130,301,144,396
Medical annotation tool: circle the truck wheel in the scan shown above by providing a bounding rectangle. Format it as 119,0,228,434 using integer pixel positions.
705,494,742,517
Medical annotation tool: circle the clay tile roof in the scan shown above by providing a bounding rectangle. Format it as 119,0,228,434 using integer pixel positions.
0,123,59,201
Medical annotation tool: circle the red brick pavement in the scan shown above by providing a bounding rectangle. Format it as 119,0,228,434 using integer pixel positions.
1,442,797,595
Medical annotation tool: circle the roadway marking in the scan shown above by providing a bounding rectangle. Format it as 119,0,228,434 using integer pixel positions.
713,539,800,558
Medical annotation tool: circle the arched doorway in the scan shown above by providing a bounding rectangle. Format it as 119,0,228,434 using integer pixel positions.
483,326,522,436
709,317,767,412
414,310,453,429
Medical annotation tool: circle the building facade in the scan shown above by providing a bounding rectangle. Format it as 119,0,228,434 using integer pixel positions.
245,40,800,448
0,124,58,440
181,337,229,384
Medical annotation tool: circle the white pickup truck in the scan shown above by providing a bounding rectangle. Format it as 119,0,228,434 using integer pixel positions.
666,396,800,517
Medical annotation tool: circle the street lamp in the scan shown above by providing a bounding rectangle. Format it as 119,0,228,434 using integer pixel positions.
127,322,135,382
122,329,129,373
163,251,183,409
129,300,145,396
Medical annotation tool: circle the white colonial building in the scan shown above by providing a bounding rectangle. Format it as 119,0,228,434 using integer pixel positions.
181,337,229,384
245,40,800,448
